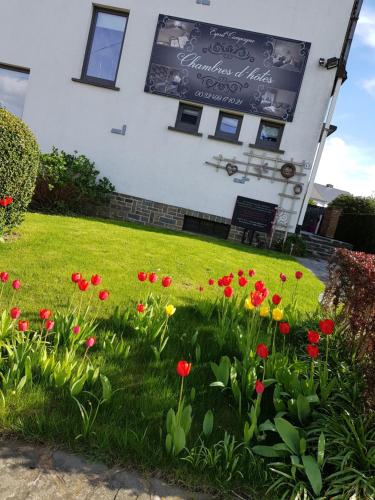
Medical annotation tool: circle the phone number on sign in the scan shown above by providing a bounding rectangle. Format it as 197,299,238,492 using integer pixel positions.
194,90,243,106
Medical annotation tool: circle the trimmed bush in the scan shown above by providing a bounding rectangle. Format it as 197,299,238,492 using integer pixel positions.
275,234,307,257
0,108,40,234
32,148,115,214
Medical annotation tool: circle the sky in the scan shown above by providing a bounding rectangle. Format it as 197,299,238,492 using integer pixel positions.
316,0,375,197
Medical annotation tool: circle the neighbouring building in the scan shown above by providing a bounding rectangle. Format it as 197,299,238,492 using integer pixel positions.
310,183,351,208
0,0,362,243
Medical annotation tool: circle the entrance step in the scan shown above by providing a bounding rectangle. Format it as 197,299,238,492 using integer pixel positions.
300,231,353,260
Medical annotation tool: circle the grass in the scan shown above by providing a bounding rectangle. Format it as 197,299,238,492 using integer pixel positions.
1,212,323,316
0,212,325,496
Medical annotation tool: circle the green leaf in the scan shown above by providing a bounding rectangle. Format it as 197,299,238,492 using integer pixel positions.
300,437,307,455
210,356,230,386
275,417,300,455
100,374,112,402
24,356,32,383
165,433,172,454
252,445,290,458
0,389,5,408
297,394,311,423
17,375,27,392
259,419,276,433
180,404,192,435
202,410,214,437
70,375,87,397
173,425,186,455
166,408,176,434
302,455,322,496
190,387,196,402
195,344,201,363
317,432,325,467
210,381,225,388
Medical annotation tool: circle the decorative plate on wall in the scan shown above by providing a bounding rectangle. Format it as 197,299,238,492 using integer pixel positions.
280,162,296,179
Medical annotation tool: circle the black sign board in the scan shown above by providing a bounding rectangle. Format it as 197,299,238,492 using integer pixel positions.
145,15,310,122
232,196,277,233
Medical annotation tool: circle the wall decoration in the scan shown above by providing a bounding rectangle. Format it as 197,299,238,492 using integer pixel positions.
280,162,296,178
294,183,303,195
145,15,311,122
226,163,238,176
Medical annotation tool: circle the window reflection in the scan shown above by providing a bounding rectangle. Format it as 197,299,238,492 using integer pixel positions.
0,65,29,118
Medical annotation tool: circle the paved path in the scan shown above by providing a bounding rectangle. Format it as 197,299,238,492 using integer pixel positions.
295,257,329,283
0,438,208,500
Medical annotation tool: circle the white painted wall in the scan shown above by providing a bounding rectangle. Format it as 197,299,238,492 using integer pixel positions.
0,0,354,231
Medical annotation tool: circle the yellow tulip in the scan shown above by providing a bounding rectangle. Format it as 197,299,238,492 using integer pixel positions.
165,304,176,316
272,308,284,321
260,306,270,317
245,298,254,310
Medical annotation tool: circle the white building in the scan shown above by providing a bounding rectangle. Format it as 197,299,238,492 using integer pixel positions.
0,0,362,242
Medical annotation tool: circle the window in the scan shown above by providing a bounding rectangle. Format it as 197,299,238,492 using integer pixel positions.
169,102,203,135
0,63,29,118
210,111,243,143
79,7,128,88
183,216,230,239
254,120,284,151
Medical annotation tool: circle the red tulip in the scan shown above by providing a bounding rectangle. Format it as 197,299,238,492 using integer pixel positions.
72,325,81,335
238,276,248,287
224,286,233,298
39,309,52,320
91,274,102,286
86,336,96,348
10,307,21,319
279,273,287,282
162,276,172,287
98,290,109,301
295,271,303,280
18,320,29,332
149,272,158,283
279,322,291,335
251,290,266,307
306,344,319,358
0,272,9,283
272,294,282,305
71,272,82,283
256,343,269,359
218,278,224,287
222,276,232,286
138,272,147,282
307,330,320,344
208,278,215,286
229,273,234,278
137,303,145,313
176,360,191,377
248,269,255,277
45,320,54,331
0,198,6,207
319,319,334,335
78,279,89,291
238,269,244,277
12,279,21,290
0,197,12,207
255,281,265,292
255,380,265,394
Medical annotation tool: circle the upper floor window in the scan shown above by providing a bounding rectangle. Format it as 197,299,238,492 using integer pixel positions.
0,63,30,118
255,120,284,151
81,7,128,87
213,111,243,143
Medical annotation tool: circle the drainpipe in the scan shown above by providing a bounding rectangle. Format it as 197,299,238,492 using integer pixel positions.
297,76,343,227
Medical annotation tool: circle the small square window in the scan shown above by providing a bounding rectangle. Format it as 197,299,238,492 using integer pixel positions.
0,63,29,118
175,103,202,134
255,120,284,151
80,7,128,87
214,111,243,142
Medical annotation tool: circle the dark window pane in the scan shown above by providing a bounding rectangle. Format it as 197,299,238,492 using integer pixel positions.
86,12,127,82
0,66,29,118
181,107,199,125
260,124,280,143
219,116,239,135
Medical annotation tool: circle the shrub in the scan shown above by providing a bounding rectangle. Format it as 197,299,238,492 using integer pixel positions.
32,148,115,214
322,248,375,406
274,234,307,257
0,108,40,235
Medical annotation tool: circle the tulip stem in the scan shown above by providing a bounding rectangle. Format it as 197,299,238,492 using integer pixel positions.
177,377,184,425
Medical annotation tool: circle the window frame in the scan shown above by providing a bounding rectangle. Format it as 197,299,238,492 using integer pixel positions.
213,111,243,143
254,119,285,152
0,62,30,117
80,6,129,88
173,102,203,135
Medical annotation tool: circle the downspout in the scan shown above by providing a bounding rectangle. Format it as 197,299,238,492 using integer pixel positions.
297,75,343,226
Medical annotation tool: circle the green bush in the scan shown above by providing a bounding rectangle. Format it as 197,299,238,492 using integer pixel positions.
275,234,307,257
0,108,40,235
32,148,115,214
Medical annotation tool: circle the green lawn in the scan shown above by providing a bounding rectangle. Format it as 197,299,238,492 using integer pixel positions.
0,213,327,496
1,212,323,316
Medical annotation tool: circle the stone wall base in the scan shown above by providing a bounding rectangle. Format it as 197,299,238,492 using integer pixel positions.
93,192,286,247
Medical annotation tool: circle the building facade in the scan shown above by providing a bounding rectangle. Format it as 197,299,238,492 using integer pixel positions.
0,0,362,242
